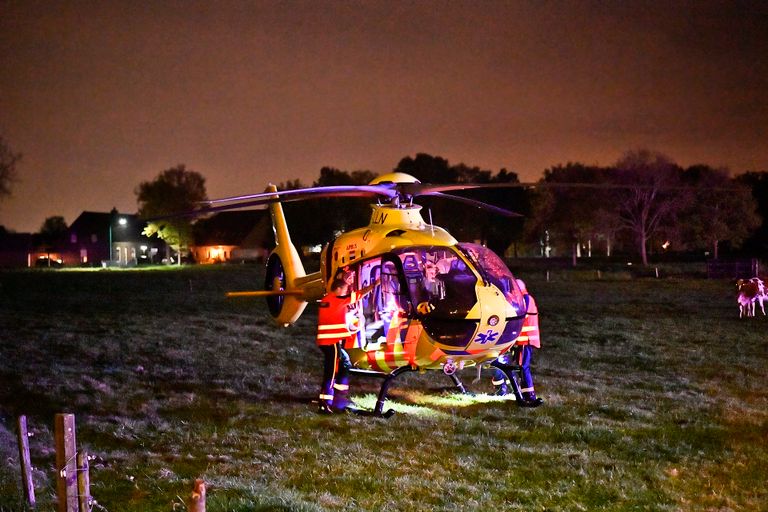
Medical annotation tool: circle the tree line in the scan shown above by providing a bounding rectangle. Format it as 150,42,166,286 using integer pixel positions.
2,134,766,265
132,151,766,266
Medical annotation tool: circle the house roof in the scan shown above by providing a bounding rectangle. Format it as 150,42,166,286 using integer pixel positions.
69,210,147,242
193,210,272,247
0,231,35,251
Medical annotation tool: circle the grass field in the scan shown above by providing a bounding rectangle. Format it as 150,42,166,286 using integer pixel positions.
1,265,767,511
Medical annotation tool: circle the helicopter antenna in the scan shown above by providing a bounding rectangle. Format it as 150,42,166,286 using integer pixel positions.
428,208,435,237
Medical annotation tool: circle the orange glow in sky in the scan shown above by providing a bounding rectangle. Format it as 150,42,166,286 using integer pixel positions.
1,1,766,232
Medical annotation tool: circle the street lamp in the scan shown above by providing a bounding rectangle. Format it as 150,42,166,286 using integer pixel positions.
109,216,127,265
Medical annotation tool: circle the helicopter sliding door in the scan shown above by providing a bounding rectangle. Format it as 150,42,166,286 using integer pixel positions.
344,255,413,349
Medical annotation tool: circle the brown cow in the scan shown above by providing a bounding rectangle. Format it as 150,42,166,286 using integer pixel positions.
737,278,766,318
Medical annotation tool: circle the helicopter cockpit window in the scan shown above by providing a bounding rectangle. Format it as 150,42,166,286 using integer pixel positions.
391,246,478,317
458,243,526,317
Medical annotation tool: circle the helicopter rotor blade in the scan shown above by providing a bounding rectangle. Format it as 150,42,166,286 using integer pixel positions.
202,184,397,205
148,186,398,222
421,192,523,217
395,182,538,197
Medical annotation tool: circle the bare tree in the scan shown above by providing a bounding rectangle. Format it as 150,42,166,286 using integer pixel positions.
612,150,688,266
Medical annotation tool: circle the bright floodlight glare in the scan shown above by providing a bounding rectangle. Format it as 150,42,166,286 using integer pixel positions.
118,217,127,226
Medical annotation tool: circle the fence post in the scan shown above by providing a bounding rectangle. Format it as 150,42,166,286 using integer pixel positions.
55,414,78,512
77,451,92,512
16,415,36,508
188,478,206,512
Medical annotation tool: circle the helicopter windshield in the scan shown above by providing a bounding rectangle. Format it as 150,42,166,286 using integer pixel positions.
457,243,526,316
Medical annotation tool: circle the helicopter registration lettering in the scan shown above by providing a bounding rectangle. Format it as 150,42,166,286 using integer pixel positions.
371,212,388,224
474,329,500,345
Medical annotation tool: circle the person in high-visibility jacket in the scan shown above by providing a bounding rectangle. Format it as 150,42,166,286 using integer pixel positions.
316,276,377,414
492,278,544,407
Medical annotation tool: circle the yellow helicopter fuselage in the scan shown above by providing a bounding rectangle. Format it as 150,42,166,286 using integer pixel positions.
234,179,527,376
320,203,526,373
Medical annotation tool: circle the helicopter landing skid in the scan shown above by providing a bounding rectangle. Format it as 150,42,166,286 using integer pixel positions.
350,365,474,417
448,372,473,395
488,360,524,402
350,366,417,418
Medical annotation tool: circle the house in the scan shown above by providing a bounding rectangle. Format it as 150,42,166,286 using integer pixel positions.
0,228,71,267
0,230,35,267
191,210,273,264
67,210,165,267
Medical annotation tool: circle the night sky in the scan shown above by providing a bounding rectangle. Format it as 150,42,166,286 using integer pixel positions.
1,1,766,233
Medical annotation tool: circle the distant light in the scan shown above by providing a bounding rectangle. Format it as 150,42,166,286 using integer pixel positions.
118,217,127,226
662,240,671,250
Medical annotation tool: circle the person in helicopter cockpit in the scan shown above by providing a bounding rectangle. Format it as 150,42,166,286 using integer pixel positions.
422,261,445,301
492,278,544,408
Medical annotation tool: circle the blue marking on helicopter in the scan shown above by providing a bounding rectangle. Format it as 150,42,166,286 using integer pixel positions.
474,329,499,345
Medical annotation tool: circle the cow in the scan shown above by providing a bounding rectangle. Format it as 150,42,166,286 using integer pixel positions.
737,278,766,318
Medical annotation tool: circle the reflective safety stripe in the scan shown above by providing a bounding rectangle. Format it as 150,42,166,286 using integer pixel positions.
492,378,505,386
317,332,347,340
520,386,534,393
319,393,334,401
521,326,536,332
333,383,349,391
318,324,348,330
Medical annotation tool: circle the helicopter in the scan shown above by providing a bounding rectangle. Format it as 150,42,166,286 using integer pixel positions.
199,172,533,416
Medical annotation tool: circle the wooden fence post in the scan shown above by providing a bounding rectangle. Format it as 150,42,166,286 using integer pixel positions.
16,415,36,508
77,451,92,512
188,478,206,512
55,414,78,512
